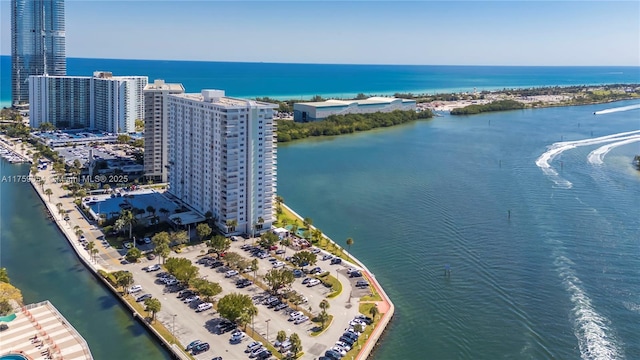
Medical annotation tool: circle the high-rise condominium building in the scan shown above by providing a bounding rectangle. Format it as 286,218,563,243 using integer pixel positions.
167,90,278,235
12,0,66,107
29,72,148,133
144,79,185,183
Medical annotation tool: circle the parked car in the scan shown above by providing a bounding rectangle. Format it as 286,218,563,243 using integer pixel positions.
309,266,322,274
301,277,311,285
178,290,195,299
335,341,351,351
356,280,369,288
196,302,213,312
256,350,272,359
322,254,333,261
146,253,156,260
349,270,362,278
293,315,309,325
128,285,143,293
184,295,200,303
191,342,210,354
145,264,161,272
330,258,342,265
249,346,267,358
225,270,239,278
246,341,262,352
307,279,321,287
293,269,303,278
310,247,321,254
185,339,202,351
275,249,286,255
331,346,347,356
135,293,152,302
229,331,246,343
325,350,343,359
274,303,288,311
355,315,373,325
272,261,285,268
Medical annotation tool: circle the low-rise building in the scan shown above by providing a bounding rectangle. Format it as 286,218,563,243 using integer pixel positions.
293,96,416,122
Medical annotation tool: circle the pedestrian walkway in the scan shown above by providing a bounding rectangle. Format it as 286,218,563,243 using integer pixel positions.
0,301,93,360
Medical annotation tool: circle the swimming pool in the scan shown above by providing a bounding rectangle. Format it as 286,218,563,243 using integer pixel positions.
88,191,179,219
0,354,29,360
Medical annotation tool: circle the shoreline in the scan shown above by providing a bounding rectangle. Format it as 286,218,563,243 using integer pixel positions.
1,135,394,360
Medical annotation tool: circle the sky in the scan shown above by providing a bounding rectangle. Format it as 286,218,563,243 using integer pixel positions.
0,0,639,66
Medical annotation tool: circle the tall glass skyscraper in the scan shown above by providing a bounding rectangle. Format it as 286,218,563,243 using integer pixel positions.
11,0,66,107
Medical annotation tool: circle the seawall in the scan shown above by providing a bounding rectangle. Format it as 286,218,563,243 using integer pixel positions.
282,204,395,360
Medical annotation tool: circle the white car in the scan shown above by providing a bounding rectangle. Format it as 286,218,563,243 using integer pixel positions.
128,285,142,293
184,295,200,303
272,261,285,268
196,302,213,312
225,270,239,278
331,346,347,356
307,279,321,287
146,264,161,272
246,341,262,352
293,316,309,325
288,311,303,320
230,331,246,342
335,341,351,351
249,346,266,357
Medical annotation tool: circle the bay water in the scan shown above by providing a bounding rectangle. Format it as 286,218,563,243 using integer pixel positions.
276,100,640,359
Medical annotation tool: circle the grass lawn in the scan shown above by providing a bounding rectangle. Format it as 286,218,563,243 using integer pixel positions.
318,274,342,298
310,315,333,336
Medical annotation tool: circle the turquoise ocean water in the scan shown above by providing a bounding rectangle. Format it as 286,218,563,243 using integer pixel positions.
1,55,639,107
1,57,639,359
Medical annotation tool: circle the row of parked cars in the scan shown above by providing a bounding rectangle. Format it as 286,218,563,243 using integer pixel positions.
321,315,373,360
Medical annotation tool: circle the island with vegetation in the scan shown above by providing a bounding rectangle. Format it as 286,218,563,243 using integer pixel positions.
450,99,525,115
634,155,640,170
277,109,433,142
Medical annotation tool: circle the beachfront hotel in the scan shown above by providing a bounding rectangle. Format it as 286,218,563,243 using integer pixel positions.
28,72,148,133
167,90,277,235
11,0,67,108
293,96,417,122
143,80,185,183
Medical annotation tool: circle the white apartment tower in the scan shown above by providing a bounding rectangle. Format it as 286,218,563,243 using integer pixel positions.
28,72,147,133
167,90,278,235
143,79,185,183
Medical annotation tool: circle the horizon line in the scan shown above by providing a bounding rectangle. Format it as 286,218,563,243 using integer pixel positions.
0,54,638,68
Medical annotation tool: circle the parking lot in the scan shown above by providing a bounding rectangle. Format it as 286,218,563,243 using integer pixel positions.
119,239,373,359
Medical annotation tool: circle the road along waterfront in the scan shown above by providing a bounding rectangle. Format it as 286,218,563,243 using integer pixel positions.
1,135,395,360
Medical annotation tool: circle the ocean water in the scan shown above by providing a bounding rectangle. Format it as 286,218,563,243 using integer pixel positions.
276,100,640,359
1,55,639,107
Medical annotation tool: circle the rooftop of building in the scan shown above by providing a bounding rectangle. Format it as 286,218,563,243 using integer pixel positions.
144,79,185,92
170,90,278,109
295,96,416,108
0,301,93,360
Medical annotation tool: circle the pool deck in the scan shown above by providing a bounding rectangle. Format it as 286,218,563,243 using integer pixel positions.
0,301,93,360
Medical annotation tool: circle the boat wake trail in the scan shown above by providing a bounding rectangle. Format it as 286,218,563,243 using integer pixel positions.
535,130,640,187
587,135,640,165
594,104,640,115
555,255,624,360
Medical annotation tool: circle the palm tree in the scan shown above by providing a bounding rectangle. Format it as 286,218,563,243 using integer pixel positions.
303,217,313,232
91,248,99,262
146,205,156,217
119,210,135,239
58,208,66,219
369,305,380,322
225,219,237,233
75,228,84,240
86,241,95,261
144,298,162,323
55,202,63,211
319,299,330,314
159,208,169,219
44,188,53,202
37,178,45,191
346,237,354,253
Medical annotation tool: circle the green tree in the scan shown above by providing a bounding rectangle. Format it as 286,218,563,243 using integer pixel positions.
115,271,134,294
217,293,257,327
44,188,53,202
259,231,279,248
0,268,9,283
164,257,199,284
225,219,238,233
75,228,84,240
346,237,354,252
117,134,131,144
276,330,287,344
171,230,189,246
303,217,313,232
264,268,295,294
0,282,23,314
369,305,380,321
191,279,222,301
204,211,213,224
146,205,156,217
289,333,302,357
86,241,96,262
291,251,317,268
223,252,243,269
144,298,161,322
152,232,171,263
251,259,259,281
280,237,291,254
119,209,135,239
196,223,212,242
319,299,330,314
125,247,142,263
208,235,230,257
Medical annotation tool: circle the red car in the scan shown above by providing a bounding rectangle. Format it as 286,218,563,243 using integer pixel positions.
269,245,278,251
